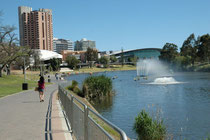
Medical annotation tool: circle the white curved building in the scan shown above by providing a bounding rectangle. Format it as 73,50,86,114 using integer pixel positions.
34,49,62,61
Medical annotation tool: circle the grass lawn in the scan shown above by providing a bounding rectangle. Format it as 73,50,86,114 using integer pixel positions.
0,73,40,98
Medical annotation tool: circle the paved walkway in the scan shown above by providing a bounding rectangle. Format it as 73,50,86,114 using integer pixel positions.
0,76,72,140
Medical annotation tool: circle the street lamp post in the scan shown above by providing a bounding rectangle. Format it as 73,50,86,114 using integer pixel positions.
40,64,43,76
39,62,44,76
24,57,26,83
22,56,28,90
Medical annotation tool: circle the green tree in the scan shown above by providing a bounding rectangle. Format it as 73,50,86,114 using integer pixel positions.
128,56,138,65
159,43,178,65
0,25,31,77
180,33,197,65
32,50,41,71
110,55,117,63
14,48,34,74
65,55,80,69
48,65,53,71
85,47,98,67
85,47,98,62
197,34,210,63
174,55,191,71
49,58,61,71
99,56,109,68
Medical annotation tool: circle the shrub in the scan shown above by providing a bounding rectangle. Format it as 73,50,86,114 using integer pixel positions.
73,86,84,97
82,75,112,101
66,85,72,91
196,64,210,72
134,110,166,140
72,80,78,87
67,80,78,90
67,80,84,97
206,135,210,140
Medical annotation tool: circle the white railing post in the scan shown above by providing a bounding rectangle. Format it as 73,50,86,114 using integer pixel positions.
84,105,88,140
70,95,74,131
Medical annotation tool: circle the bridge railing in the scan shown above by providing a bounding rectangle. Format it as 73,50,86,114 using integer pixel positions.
58,83,127,140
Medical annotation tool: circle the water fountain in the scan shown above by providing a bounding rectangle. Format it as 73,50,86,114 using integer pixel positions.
149,77,182,84
136,59,181,84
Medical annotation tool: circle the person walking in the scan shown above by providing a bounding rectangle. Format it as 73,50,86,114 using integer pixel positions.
55,73,58,80
38,76,45,102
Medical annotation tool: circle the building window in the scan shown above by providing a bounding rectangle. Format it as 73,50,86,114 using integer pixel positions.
43,40,45,49
42,23,44,38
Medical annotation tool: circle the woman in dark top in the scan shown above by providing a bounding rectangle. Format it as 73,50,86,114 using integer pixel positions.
38,76,45,102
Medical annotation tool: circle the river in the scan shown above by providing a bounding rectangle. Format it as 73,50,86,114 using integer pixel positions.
66,71,210,139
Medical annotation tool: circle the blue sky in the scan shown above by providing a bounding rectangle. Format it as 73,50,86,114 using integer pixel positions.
0,0,210,51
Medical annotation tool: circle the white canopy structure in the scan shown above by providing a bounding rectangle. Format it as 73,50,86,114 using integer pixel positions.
36,49,62,61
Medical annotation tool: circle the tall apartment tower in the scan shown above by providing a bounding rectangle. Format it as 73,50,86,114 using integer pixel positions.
18,6,53,50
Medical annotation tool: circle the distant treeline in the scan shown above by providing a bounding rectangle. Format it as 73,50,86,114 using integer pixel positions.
159,33,210,71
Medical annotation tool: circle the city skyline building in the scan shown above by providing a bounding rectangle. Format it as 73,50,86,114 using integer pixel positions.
61,50,86,62
74,38,96,51
18,6,53,51
53,38,74,54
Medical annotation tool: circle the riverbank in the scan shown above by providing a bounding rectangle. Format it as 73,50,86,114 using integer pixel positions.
176,63,210,72
194,63,210,72
74,65,136,73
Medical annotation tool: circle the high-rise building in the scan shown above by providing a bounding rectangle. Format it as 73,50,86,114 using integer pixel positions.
18,6,53,51
53,38,74,54
74,38,96,51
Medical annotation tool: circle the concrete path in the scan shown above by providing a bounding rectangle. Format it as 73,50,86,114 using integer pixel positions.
0,76,72,140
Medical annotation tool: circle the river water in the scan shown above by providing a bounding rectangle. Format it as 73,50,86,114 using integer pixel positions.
66,71,210,139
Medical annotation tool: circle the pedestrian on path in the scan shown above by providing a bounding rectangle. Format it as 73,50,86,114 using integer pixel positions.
55,73,58,80
38,76,45,102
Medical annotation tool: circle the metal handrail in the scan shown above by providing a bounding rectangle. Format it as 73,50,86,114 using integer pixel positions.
88,107,127,140
58,83,128,140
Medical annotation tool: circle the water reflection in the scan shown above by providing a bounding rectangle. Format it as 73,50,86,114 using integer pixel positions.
91,95,113,113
